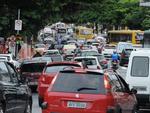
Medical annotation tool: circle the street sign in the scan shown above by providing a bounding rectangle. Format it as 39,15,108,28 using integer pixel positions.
15,20,22,31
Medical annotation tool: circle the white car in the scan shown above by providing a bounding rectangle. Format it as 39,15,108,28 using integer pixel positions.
43,49,60,55
102,44,116,60
79,49,99,56
74,56,102,70
0,54,20,68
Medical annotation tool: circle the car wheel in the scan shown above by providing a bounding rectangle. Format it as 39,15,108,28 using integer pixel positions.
0,106,4,113
38,96,43,107
132,104,139,113
25,102,32,113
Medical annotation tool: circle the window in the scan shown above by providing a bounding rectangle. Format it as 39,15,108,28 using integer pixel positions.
109,73,123,92
0,62,11,83
51,73,105,94
45,64,80,73
7,63,18,83
21,63,46,73
131,57,149,77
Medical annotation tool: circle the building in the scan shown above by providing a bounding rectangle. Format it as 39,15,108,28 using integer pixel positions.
140,0,150,7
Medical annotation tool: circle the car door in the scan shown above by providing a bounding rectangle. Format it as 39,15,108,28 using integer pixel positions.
109,73,132,111
0,62,17,113
6,62,29,113
117,75,137,112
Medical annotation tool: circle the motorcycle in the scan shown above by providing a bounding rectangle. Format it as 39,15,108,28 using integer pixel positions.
111,60,119,70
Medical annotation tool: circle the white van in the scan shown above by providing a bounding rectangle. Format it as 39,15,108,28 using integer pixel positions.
126,50,150,108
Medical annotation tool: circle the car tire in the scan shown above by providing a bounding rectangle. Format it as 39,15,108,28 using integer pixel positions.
132,104,139,113
24,101,32,113
0,106,4,113
115,106,122,113
38,96,43,107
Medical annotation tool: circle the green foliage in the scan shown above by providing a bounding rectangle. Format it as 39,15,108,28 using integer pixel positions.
0,0,149,38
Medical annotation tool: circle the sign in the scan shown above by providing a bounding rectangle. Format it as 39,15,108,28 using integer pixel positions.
15,20,22,30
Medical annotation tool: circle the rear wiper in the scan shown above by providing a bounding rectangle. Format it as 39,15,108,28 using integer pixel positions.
77,87,97,92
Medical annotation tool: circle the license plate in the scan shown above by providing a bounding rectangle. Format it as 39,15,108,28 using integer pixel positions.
67,101,87,108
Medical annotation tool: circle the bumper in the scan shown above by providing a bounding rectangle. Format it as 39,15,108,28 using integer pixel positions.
136,94,150,108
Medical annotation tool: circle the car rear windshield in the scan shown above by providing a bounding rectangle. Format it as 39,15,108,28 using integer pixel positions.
75,58,97,65
81,51,98,56
21,63,46,73
45,64,80,73
51,73,105,94
131,56,149,77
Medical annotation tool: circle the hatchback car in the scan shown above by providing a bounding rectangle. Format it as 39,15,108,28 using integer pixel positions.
42,69,138,113
20,57,52,91
74,56,102,69
0,61,32,113
37,61,83,106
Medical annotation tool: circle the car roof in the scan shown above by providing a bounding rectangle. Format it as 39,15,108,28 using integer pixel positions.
22,57,52,64
74,56,98,59
46,61,81,66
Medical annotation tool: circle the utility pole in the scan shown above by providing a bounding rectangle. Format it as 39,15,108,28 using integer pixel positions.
17,9,20,34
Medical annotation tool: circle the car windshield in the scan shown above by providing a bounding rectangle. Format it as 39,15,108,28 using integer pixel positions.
45,64,80,73
21,63,46,73
51,72,105,94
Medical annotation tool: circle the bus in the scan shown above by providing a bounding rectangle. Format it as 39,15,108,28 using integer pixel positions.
75,26,94,40
107,30,144,44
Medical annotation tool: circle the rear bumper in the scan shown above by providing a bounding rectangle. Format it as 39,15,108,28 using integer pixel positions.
136,94,150,108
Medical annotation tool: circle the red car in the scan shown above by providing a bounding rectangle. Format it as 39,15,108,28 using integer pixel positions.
37,61,83,106
42,69,138,113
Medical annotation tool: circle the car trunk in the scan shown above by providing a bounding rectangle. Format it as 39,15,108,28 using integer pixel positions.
21,62,46,85
46,92,112,113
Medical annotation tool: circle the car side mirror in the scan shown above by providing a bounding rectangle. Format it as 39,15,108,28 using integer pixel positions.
130,88,137,94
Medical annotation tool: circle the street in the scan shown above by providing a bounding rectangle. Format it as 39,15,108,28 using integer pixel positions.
32,93,42,113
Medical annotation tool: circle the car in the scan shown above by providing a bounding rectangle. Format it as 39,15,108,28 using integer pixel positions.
78,49,99,57
0,53,20,68
0,61,32,113
43,49,61,56
37,61,83,107
62,44,77,54
20,57,52,91
126,50,150,109
74,56,102,69
43,49,63,62
119,48,135,66
34,43,47,53
94,54,108,69
116,42,133,54
41,69,138,113
102,44,116,60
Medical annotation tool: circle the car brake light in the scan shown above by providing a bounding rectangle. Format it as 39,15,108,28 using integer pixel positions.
104,75,111,89
102,60,108,64
97,66,100,69
41,77,45,82
121,53,125,58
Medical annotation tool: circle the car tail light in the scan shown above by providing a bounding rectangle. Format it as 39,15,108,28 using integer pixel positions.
121,53,125,58
97,66,100,69
102,60,108,64
104,75,111,90
41,77,45,82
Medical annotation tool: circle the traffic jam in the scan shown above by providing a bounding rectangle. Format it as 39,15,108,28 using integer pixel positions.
0,22,149,113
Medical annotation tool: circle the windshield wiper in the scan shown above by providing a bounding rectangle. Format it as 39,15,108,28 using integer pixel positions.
77,87,97,92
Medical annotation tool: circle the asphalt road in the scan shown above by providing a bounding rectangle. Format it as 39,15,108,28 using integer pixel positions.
32,93,42,113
